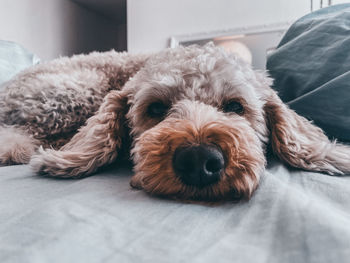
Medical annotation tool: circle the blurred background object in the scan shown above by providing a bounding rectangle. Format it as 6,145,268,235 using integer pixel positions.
0,0,126,60
170,22,289,69
0,0,349,61
217,40,253,65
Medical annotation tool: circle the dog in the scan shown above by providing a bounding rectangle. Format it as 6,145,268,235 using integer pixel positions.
0,43,349,201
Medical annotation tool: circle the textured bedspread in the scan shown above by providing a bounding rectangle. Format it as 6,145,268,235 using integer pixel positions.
1,161,350,263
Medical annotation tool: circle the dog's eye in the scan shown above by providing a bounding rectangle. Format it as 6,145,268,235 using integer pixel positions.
147,102,169,118
222,100,244,114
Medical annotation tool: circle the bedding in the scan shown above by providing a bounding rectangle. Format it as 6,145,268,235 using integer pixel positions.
1,4,350,262
0,40,39,88
267,3,350,141
1,161,350,262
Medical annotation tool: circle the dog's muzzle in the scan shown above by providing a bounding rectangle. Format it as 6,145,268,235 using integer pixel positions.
172,144,224,187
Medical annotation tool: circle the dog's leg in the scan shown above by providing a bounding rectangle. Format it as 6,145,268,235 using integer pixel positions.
0,126,39,165
30,90,128,178
0,51,149,155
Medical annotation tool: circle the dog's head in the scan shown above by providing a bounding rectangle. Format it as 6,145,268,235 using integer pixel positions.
122,44,268,201
109,43,347,201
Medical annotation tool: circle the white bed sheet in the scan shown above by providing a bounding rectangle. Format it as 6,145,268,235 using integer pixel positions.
1,160,350,263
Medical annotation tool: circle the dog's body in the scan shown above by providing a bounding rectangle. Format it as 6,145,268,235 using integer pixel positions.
0,44,349,201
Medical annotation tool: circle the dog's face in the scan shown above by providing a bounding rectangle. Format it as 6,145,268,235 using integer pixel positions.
123,44,272,201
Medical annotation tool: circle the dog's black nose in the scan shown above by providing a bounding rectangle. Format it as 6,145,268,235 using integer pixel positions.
173,144,224,187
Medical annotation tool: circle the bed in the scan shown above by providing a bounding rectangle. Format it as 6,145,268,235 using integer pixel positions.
1,4,350,262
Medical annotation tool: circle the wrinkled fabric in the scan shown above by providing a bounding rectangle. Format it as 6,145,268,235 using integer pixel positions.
0,40,40,90
1,162,350,263
267,4,350,141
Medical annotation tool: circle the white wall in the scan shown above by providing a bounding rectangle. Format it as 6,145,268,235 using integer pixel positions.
127,0,310,53
0,0,124,61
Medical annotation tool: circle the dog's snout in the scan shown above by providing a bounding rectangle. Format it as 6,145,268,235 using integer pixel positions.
173,144,224,187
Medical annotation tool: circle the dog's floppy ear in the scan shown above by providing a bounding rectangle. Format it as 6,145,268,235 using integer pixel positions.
28,52,152,178
259,73,350,175
30,90,129,178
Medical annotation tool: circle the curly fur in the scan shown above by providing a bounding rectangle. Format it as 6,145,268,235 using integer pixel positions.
30,90,128,177
0,126,38,165
131,101,265,200
0,43,349,201
0,50,148,148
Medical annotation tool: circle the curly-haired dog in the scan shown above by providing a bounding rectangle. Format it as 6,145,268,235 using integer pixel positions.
0,43,350,201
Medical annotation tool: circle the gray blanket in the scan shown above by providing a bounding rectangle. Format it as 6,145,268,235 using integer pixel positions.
267,4,350,141
1,161,350,263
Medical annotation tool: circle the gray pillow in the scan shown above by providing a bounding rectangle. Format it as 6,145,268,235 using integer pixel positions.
266,4,350,142
0,40,40,88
